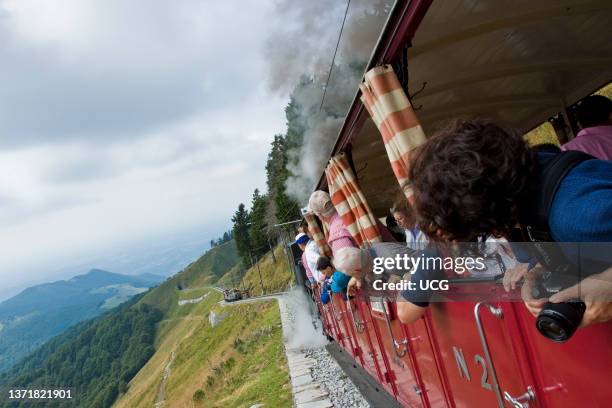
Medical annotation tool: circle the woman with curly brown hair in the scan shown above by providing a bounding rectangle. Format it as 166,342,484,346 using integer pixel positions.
408,119,612,242
396,119,612,327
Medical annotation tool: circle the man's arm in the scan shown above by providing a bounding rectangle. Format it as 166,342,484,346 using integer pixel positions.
396,298,427,324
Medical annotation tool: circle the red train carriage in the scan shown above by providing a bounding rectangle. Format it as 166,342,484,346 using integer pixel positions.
294,1,612,407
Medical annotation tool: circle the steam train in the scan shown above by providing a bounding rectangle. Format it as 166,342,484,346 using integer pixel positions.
287,1,612,407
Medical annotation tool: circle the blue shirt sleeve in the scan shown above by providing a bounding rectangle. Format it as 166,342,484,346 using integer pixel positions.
549,159,612,242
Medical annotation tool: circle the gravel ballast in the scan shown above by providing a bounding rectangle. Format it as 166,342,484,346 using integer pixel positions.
304,347,371,408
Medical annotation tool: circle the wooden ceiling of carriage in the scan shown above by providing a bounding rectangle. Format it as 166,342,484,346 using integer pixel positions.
318,0,612,216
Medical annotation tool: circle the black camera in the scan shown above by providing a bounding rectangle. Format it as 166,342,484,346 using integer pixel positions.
531,270,585,342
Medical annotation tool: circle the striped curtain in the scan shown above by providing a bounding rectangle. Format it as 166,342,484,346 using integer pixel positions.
359,64,426,199
304,212,332,258
325,153,382,247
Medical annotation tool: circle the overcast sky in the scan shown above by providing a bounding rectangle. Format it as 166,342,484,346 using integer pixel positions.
0,0,301,290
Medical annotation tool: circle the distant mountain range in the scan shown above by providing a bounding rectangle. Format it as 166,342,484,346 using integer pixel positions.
0,269,163,373
0,240,242,407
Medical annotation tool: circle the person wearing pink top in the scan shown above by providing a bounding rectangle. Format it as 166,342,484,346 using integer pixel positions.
326,212,358,254
561,95,612,160
308,191,357,257
308,190,396,257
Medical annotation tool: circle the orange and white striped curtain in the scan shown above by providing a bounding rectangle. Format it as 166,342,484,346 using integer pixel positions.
325,153,382,247
359,64,426,199
304,212,332,258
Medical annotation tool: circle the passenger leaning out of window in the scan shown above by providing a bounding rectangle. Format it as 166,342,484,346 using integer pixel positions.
316,256,351,305
395,119,612,328
390,194,428,251
562,95,612,160
295,231,322,285
308,190,357,256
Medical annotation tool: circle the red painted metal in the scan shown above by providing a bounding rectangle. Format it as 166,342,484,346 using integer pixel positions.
318,287,612,408
400,317,449,407
514,301,612,408
339,296,367,367
363,297,400,398
331,293,361,360
327,302,346,348
369,297,424,406
351,296,386,384
312,286,334,338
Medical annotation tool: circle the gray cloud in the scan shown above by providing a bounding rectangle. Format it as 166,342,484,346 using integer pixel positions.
0,0,289,289
0,0,266,147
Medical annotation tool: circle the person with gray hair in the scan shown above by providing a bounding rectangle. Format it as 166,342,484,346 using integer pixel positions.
336,242,442,324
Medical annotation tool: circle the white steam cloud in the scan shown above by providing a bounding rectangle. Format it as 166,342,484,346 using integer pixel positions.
266,0,394,203
280,288,328,350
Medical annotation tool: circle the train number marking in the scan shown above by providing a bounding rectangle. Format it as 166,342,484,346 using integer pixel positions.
474,354,493,391
452,346,492,391
453,346,470,381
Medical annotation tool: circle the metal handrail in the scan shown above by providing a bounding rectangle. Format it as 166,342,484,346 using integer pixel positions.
346,297,365,333
504,386,535,408
329,294,344,321
474,302,505,408
380,296,408,358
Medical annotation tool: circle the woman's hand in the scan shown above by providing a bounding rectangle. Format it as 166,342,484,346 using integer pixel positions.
549,267,612,327
503,262,529,292
347,277,361,296
520,265,548,317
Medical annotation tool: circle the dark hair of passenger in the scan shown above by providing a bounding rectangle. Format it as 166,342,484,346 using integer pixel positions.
575,95,612,128
316,256,333,272
408,119,535,241
390,193,412,216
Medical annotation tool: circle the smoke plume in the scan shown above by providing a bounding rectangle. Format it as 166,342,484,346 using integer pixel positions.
280,288,328,350
265,0,394,204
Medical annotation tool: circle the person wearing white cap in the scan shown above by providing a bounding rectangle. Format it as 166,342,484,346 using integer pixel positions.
307,190,357,257
295,232,322,284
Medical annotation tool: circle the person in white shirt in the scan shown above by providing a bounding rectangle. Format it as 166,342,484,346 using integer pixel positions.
390,198,429,251
295,232,322,284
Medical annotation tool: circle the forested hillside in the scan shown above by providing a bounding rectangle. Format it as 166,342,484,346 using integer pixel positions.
0,270,162,373
0,239,241,408
0,294,162,408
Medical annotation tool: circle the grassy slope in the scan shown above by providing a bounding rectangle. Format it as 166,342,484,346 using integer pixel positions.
113,242,292,408
239,245,294,296
216,263,245,288
113,291,291,408
140,240,239,313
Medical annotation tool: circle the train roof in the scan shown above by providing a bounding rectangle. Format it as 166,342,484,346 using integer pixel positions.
317,0,612,215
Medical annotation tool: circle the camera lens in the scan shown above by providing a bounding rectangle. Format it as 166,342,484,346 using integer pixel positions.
536,301,586,342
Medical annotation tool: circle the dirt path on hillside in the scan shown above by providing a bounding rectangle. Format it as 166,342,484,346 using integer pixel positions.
153,350,175,408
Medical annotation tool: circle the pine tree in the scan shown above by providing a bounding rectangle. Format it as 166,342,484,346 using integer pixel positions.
249,189,269,258
231,203,252,267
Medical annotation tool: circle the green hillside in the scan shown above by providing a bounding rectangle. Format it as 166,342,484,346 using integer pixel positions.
239,245,294,296
140,240,240,313
0,270,163,373
0,294,162,408
0,240,293,408
113,290,291,408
